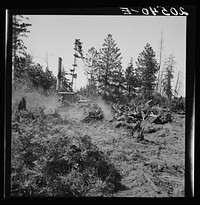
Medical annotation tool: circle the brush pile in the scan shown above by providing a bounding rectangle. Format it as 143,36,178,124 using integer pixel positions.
111,99,173,136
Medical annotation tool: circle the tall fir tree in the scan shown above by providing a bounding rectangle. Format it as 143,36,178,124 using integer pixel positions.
84,47,100,96
124,58,140,100
111,62,125,102
136,43,159,98
98,34,124,101
162,54,176,100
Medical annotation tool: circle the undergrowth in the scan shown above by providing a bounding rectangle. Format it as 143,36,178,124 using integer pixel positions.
11,106,122,197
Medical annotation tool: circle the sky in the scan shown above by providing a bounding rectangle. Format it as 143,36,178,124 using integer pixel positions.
21,15,186,96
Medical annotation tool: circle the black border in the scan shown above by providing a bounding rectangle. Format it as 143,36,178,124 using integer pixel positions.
185,6,196,197
4,9,12,199
3,5,196,198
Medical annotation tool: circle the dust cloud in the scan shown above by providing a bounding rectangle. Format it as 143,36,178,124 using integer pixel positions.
12,89,113,121
93,96,113,121
25,91,58,114
12,89,58,114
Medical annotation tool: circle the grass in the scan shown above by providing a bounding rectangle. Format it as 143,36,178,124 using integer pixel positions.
11,106,123,197
11,91,185,197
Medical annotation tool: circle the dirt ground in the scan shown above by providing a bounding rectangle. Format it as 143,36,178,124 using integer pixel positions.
58,111,185,197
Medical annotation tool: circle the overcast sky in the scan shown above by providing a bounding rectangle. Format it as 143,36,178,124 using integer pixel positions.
22,15,186,96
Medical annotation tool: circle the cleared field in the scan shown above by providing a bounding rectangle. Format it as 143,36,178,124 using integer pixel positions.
60,112,185,197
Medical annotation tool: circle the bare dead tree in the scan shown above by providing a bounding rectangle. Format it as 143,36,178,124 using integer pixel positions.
156,31,164,94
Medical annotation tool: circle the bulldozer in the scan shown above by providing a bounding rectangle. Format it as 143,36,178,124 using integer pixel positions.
56,39,89,108
56,57,85,109
55,54,103,122
55,39,104,121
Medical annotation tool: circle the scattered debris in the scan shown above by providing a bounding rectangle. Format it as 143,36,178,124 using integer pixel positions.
81,103,103,122
111,101,173,137
11,94,185,197
152,111,173,124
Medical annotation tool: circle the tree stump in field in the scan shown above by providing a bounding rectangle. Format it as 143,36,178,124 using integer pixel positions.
18,97,26,111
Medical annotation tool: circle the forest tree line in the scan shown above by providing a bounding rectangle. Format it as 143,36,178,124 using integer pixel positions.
12,15,56,95
78,33,177,103
12,15,180,104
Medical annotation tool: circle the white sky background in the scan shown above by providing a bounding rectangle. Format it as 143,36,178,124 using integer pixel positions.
22,15,186,96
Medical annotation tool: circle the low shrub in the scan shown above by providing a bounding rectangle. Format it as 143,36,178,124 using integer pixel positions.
169,97,185,113
150,93,169,107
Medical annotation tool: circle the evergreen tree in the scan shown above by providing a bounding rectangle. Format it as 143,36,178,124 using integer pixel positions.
14,53,34,80
12,15,32,56
13,53,35,92
124,58,140,99
84,47,99,96
12,15,32,88
162,54,176,100
77,86,87,97
136,43,159,98
13,51,56,93
43,68,57,92
27,63,56,93
111,63,125,102
98,34,123,101
12,15,56,94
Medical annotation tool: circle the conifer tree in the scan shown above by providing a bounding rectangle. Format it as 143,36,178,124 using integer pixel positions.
124,58,140,99
12,15,32,56
12,15,32,87
84,47,99,96
111,63,125,102
98,34,123,101
136,43,159,98
162,54,176,100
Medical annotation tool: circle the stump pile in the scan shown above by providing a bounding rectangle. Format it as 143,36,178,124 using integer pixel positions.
111,100,173,141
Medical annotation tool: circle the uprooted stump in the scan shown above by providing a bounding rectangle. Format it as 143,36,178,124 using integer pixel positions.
111,100,173,143
151,111,173,124
18,97,27,111
137,128,144,142
130,121,144,141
